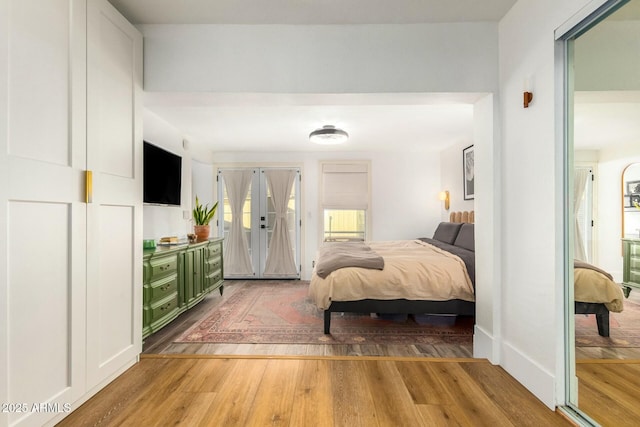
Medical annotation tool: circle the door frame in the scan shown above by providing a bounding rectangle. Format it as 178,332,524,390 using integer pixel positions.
554,0,629,422
216,164,303,279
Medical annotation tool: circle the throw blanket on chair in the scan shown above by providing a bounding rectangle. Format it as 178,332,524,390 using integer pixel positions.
315,242,384,279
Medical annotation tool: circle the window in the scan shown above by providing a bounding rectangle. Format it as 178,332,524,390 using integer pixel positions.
320,161,370,242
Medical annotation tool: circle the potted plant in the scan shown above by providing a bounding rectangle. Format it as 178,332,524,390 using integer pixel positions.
193,196,218,242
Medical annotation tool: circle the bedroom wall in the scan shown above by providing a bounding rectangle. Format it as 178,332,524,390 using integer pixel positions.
212,150,442,280
192,159,215,210
595,142,640,280
143,110,193,240
140,23,499,94
439,140,475,219
499,0,601,409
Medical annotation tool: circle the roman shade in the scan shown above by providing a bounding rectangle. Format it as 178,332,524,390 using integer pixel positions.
321,163,369,209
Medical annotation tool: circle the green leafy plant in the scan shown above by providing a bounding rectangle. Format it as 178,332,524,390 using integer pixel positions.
193,196,218,226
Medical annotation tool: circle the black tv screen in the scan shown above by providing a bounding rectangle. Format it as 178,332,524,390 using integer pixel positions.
143,141,182,206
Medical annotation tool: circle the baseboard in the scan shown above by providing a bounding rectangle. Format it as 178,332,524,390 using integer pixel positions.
502,340,556,410
44,356,139,427
473,324,499,363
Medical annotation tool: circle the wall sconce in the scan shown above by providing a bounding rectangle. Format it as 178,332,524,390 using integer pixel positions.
439,190,450,210
523,77,533,108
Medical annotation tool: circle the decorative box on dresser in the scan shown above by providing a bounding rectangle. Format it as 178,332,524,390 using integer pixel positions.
622,237,640,297
143,237,224,338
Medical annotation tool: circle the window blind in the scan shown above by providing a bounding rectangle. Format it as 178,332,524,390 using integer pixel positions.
321,163,369,209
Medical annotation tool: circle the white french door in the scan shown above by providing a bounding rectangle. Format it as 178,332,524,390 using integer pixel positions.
218,168,301,279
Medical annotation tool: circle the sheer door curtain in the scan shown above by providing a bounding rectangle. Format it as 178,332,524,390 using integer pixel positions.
222,170,254,276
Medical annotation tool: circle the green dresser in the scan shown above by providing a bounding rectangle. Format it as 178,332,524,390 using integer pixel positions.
143,238,224,338
622,237,640,297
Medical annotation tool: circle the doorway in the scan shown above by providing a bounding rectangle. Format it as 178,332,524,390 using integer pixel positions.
217,167,301,279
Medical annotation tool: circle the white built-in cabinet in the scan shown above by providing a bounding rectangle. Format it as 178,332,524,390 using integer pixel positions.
0,1,142,426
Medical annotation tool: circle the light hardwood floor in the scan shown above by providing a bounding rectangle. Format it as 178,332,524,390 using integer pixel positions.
58,355,573,427
60,281,640,426
576,360,640,427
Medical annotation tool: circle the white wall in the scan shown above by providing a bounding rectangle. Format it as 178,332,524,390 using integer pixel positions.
192,159,215,209
596,143,640,279
499,0,606,409
212,149,442,279
140,23,499,94
440,140,475,218
143,109,192,239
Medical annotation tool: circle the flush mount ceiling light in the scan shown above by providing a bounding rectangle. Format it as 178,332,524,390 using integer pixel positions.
309,125,349,145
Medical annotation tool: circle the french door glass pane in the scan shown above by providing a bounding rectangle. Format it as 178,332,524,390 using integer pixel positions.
323,209,366,241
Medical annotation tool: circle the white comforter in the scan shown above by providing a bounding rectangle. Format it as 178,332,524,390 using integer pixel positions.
308,240,475,310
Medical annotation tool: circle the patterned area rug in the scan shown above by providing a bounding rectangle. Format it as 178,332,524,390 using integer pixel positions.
575,292,640,347
175,281,474,345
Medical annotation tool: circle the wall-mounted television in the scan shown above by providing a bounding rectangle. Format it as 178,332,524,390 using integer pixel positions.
143,141,182,206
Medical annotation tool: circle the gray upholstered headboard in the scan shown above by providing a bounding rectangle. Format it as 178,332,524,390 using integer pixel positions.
432,222,474,252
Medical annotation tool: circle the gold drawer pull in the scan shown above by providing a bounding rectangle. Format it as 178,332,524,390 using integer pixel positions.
160,302,172,311
159,264,171,271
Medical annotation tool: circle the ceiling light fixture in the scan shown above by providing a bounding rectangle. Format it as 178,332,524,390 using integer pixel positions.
309,125,349,145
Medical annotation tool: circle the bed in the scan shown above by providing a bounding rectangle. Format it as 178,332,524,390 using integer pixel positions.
309,212,476,334
574,260,624,337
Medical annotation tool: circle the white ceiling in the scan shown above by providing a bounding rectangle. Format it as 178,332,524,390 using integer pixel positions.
110,0,640,155
108,0,517,25
145,93,480,153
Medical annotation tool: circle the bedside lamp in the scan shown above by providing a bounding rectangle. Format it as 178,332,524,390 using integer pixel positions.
439,191,450,210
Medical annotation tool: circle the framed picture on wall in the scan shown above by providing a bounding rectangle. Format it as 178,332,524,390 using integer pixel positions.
626,180,640,196
463,145,474,200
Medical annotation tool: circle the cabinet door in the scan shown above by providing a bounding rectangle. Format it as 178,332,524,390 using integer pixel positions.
85,0,143,390
1,1,87,425
194,247,204,297
182,249,195,303
185,247,205,303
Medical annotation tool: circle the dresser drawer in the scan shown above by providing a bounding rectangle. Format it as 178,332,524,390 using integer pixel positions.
630,256,640,271
146,274,178,303
630,270,640,285
629,242,640,257
147,293,179,323
205,243,222,259
149,254,178,279
205,256,222,274
205,270,223,289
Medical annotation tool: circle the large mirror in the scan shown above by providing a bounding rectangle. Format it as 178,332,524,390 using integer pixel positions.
623,162,640,239
568,0,640,424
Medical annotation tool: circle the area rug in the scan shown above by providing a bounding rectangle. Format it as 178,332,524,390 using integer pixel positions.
575,294,640,347
175,281,474,345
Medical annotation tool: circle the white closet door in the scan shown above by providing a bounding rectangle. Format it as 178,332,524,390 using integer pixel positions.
85,0,143,389
1,1,87,426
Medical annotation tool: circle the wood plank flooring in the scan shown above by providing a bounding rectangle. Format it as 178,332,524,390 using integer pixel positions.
135,280,640,426
577,360,640,427
58,356,572,427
